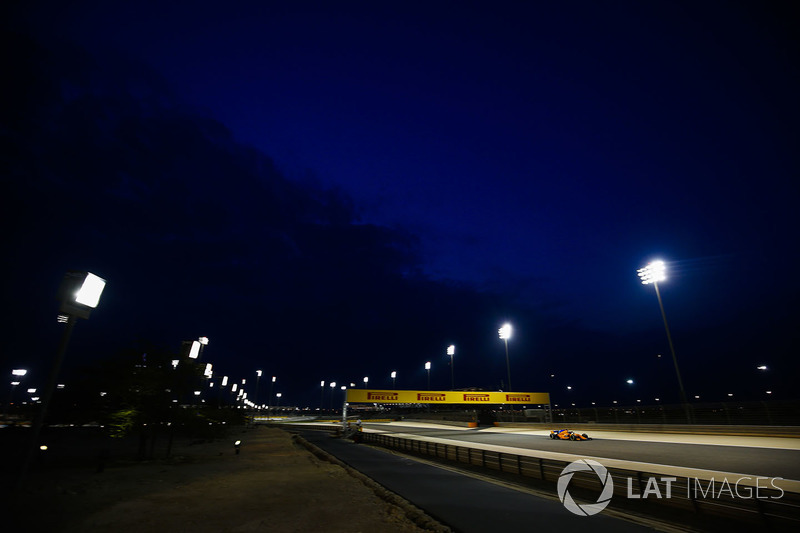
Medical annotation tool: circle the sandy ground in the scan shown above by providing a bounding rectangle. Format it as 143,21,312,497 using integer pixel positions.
3,426,435,533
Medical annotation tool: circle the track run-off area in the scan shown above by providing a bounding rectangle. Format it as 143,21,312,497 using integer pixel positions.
285,420,800,490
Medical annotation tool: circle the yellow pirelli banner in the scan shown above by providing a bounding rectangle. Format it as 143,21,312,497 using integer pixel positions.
346,389,550,405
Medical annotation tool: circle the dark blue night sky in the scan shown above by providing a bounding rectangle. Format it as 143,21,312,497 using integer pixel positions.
3,1,798,408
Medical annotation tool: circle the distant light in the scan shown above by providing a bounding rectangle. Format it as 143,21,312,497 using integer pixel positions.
57,314,69,323
221,376,228,387
234,440,241,446
330,382,336,388
566,386,572,390
171,360,179,369
194,391,201,396
57,384,65,389
425,362,431,370
276,393,282,398
363,376,369,383
694,395,700,399
272,376,276,382
391,371,396,379
31,397,40,401
655,398,660,401
350,383,355,387
209,382,214,388
757,365,768,370
766,390,772,394
204,363,213,378
232,384,238,392
188,341,200,359
728,393,733,397
39,445,48,451
341,386,346,390
256,370,262,377
75,273,106,308
499,323,512,340
11,381,20,386
99,391,107,397
242,379,246,385
626,379,634,384
320,380,325,387
198,337,209,345
447,345,455,356
27,388,36,393
637,260,666,285
12,369,27,376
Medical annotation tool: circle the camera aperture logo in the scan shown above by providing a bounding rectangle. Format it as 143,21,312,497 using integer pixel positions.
557,459,614,516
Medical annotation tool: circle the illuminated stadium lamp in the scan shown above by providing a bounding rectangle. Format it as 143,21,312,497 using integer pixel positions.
498,323,512,391
188,341,201,359
363,376,369,388
204,363,213,378
221,376,228,387
757,365,768,370
27,388,36,394
232,384,238,392
637,260,689,421
194,391,201,396
626,379,634,384
171,359,179,369
391,371,396,389
12,369,27,377
198,337,209,346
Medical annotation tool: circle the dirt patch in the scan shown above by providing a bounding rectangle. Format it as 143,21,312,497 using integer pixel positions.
5,427,436,532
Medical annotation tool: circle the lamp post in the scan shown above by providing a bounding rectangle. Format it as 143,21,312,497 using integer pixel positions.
320,380,325,409
329,382,336,410
255,370,262,408
447,345,455,390
5,369,27,422
391,371,396,390
637,260,690,422
268,376,276,419
19,271,105,489
363,376,369,388
499,323,512,391
425,362,431,390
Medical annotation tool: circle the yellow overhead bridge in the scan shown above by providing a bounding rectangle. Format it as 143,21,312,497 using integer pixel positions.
346,389,550,405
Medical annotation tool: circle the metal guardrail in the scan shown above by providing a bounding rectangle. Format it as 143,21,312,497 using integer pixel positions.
360,432,800,531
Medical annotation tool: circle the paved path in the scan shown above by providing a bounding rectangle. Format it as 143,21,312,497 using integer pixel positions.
298,430,659,533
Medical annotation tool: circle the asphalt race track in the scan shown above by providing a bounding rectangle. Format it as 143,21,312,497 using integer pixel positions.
363,424,800,481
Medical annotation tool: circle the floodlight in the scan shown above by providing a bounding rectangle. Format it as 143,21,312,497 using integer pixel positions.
499,324,512,340
188,341,201,359
637,260,666,285
75,273,106,308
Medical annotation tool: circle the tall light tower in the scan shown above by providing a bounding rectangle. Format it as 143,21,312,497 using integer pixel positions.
19,271,105,489
268,376,276,418
447,345,455,390
320,380,325,409
425,361,431,390
499,323,512,391
363,376,369,388
390,371,396,389
637,260,690,420
255,370,262,408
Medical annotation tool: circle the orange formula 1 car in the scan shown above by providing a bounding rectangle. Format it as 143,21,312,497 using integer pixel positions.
550,429,592,441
